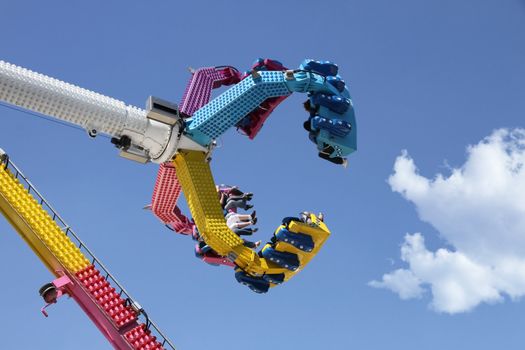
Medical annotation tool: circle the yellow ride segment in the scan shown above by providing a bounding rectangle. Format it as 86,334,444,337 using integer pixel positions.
273,214,331,283
173,150,270,275
0,166,90,275
173,151,331,282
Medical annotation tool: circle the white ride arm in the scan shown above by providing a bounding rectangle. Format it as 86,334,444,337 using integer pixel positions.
0,60,190,163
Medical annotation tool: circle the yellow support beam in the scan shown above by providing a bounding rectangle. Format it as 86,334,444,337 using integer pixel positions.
0,165,90,275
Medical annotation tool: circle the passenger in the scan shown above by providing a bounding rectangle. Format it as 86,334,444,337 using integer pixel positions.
217,185,229,208
232,226,258,236
224,196,253,211
318,145,347,166
303,100,320,145
217,184,254,212
303,99,318,117
282,211,322,226
242,239,262,249
226,211,257,229
300,211,325,224
0,148,9,169
224,185,253,200
227,186,251,198
225,211,260,249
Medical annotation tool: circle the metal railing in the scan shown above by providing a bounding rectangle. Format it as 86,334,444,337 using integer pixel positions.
1,156,176,350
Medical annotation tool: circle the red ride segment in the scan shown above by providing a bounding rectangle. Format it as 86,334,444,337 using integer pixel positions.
125,325,165,350
76,265,138,328
236,59,290,139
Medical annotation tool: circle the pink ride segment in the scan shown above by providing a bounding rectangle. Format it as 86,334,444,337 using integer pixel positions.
42,265,165,349
179,66,241,116
151,163,193,235
150,164,234,267
150,65,242,235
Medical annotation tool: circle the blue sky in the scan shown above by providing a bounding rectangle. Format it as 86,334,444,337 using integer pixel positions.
0,1,524,349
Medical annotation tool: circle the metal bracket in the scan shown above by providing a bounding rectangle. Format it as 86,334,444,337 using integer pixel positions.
285,70,295,80
40,275,73,317
146,96,180,126
119,148,150,163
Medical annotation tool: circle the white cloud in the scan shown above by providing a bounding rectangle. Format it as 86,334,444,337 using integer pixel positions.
371,129,525,313
369,266,423,300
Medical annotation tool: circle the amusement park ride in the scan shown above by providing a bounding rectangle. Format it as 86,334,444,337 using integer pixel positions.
0,57,356,349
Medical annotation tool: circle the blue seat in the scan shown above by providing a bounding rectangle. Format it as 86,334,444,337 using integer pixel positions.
263,273,285,284
275,228,315,252
327,76,345,92
302,60,338,76
311,93,350,114
235,270,270,293
281,217,302,227
261,246,300,271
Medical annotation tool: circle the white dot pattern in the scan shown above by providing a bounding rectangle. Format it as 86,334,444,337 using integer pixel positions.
0,60,148,136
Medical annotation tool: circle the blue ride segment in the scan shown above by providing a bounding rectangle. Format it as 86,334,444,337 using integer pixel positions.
293,59,356,165
185,70,291,146
183,58,356,166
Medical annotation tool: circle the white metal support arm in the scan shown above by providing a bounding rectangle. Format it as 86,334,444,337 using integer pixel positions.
0,60,182,163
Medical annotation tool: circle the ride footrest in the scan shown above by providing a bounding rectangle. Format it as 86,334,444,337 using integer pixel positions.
234,269,270,294
260,246,300,271
262,273,285,285
275,227,314,252
125,324,165,350
76,265,138,328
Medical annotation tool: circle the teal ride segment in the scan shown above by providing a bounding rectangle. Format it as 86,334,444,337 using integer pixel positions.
185,70,291,146
184,58,356,162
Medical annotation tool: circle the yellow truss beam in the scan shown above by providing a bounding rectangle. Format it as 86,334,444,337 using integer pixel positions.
0,165,89,275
